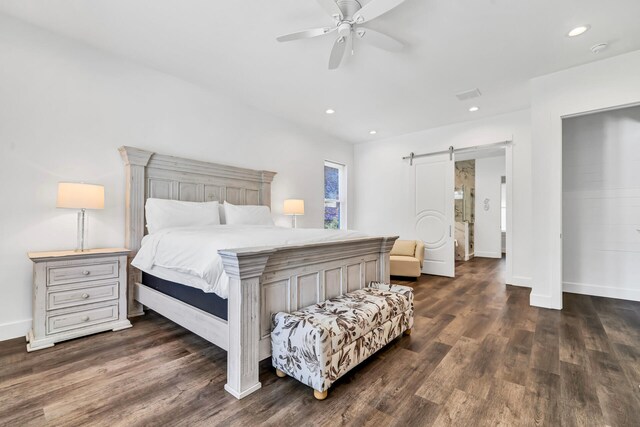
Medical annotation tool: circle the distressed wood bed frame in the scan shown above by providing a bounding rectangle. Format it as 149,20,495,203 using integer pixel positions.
119,146,397,399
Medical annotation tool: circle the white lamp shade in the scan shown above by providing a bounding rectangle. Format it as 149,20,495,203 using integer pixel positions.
57,183,105,210
283,199,305,215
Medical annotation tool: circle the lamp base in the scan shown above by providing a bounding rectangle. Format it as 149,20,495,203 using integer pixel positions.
76,209,88,252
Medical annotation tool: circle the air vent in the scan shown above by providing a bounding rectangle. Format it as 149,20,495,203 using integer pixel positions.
456,88,482,101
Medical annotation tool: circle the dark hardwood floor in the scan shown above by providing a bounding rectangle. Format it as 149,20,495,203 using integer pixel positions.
1,257,639,426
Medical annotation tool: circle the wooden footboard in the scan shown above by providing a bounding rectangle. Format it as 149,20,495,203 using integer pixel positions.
219,235,397,399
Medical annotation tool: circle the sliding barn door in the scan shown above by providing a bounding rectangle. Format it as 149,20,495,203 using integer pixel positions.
414,154,455,277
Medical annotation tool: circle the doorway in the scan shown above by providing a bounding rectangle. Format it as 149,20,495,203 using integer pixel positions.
454,149,507,275
561,104,640,301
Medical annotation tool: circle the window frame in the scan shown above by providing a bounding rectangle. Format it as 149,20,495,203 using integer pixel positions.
324,160,347,230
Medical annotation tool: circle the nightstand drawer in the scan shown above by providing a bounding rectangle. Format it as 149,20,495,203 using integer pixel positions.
47,260,119,286
47,281,119,310
47,304,118,335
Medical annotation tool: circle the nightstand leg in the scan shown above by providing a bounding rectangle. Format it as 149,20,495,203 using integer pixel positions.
112,320,133,332
26,341,55,352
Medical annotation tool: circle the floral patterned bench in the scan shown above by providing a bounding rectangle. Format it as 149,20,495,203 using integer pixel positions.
271,282,414,400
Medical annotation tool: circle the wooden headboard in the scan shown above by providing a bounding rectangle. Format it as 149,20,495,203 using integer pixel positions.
118,146,276,315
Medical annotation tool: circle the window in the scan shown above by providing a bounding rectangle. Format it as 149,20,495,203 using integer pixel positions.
500,176,507,232
324,161,346,229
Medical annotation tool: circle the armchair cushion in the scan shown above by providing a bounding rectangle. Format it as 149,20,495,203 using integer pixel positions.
390,240,417,257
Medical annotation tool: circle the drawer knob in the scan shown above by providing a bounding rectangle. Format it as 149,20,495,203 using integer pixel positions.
81,316,90,322
81,293,89,299
82,270,91,276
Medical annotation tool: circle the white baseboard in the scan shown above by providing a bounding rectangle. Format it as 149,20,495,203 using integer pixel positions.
0,318,31,342
474,251,502,259
509,276,532,288
563,281,640,302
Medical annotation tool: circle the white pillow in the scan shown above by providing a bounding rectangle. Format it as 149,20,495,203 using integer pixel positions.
224,201,274,226
145,199,220,234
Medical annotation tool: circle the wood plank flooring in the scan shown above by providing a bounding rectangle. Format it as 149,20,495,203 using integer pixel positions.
1,257,639,426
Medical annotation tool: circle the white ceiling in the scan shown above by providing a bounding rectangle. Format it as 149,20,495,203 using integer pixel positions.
1,0,640,143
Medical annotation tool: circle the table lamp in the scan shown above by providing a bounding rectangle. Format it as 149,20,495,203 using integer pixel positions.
57,182,105,252
283,199,304,228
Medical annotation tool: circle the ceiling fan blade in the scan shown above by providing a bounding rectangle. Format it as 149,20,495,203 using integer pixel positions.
328,35,349,70
316,0,343,20
355,27,404,51
352,0,406,24
277,27,336,42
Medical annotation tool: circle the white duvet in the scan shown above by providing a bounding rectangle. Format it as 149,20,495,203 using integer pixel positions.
132,225,369,299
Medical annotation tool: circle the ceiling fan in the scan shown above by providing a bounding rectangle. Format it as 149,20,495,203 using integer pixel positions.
277,0,406,70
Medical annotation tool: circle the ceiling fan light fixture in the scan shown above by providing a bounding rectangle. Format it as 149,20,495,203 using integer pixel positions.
469,106,480,112
277,0,407,70
567,25,590,37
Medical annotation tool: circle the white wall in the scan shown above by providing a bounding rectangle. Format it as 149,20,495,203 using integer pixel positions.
531,50,640,309
0,15,354,340
353,109,532,286
562,106,640,301
474,155,505,258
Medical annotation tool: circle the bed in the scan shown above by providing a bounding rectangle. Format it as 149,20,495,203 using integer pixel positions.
119,146,397,399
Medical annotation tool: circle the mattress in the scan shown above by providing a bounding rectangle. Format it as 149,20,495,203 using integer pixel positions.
132,224,368,299
142,272,228,320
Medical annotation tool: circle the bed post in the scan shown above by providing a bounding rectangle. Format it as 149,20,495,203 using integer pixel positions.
119,146,153,317
259,171,276,207
219,249,274,399
379,236,397,283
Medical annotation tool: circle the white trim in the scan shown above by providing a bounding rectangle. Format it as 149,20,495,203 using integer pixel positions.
509,276,532,288
561,101,640,119
530,293,560,309
504,144,514,285
0,318,31,342
563,281,640,302
474,251,502,259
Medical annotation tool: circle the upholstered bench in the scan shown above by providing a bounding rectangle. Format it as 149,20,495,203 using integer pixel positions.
271,282,414,400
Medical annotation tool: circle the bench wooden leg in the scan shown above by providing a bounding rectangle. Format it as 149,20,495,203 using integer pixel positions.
275,369,287,378
404,328,412,336
314,389,328,401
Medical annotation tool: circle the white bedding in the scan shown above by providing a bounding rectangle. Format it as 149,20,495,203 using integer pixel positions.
132,225,368,299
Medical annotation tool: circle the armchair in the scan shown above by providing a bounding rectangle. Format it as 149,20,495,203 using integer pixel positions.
390,240,425,278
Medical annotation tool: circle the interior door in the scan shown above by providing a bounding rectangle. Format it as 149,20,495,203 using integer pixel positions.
414,153,455,277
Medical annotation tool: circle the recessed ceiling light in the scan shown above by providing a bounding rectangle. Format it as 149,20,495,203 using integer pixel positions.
469,106,479,112
325,108,335,114
369,130,377,135
567,25,590,37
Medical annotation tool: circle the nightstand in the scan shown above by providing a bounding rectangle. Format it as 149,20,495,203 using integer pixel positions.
26,248,132,352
